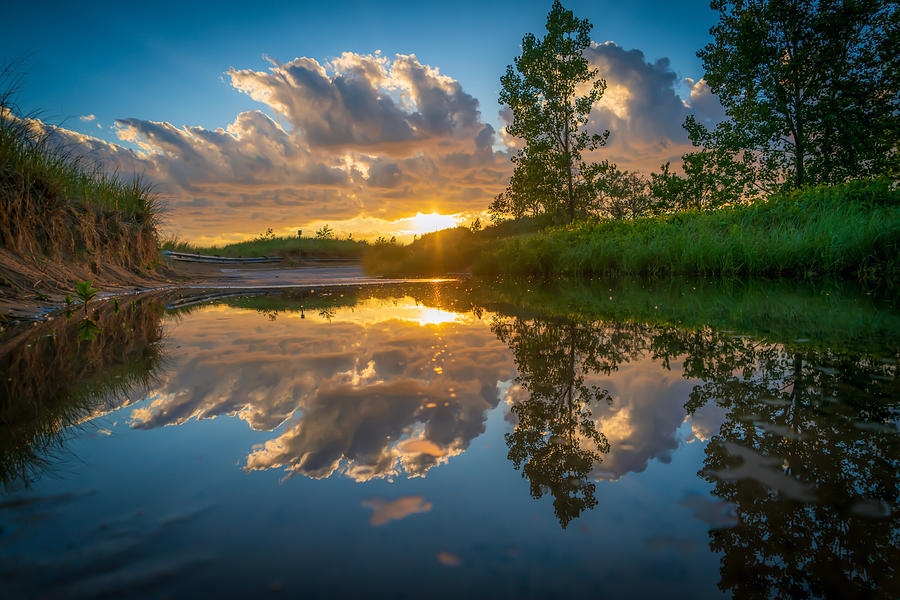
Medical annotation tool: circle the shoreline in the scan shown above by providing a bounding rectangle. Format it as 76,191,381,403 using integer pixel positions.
0,258,452,323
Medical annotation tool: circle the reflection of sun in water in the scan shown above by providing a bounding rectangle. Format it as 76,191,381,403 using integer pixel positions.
414,307,462,327
411,212,460,235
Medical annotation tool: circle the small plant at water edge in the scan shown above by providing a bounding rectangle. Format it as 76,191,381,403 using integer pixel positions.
74,281,99,313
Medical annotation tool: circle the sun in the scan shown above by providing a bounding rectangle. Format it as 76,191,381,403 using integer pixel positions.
410,212,460,235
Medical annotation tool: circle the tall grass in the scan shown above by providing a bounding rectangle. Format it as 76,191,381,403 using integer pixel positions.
364,179,900,282
0,71,160,269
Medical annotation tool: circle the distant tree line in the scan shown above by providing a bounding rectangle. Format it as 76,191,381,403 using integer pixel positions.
491,0,899,224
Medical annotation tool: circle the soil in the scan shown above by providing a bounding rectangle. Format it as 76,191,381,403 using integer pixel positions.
0,249,183,321
0,253,387,323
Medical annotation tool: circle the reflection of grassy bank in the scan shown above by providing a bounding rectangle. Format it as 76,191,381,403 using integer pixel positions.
171,277,899,355
364,180,900,282
0,298,165,488
163,235,367,260
473,277,900,356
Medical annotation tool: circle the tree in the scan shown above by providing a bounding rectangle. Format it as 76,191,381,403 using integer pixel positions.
498,0,609,223
489,144,562,221
595,168,655,220
698,0,900,189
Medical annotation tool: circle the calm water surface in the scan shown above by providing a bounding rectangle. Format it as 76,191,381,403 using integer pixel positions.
1,279,897,598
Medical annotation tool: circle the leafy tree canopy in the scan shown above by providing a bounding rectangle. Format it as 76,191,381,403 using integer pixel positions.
697,0,899,189
494,0,609,223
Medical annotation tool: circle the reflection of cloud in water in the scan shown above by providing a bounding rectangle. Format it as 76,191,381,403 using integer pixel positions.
129,299,515,481
678,492,738,528
362,496,432,526
709,442,817,501
436,552,462,566
127,297,732,485
685,402,728,444
584,358,712,481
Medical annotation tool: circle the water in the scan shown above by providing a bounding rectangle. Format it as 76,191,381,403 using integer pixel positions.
1,278,897,598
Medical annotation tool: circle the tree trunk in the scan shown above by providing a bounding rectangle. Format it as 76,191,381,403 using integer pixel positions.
794,136,805,188
564,120,575,223
788,98,806,189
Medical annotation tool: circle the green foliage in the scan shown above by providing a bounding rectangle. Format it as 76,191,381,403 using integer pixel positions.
316,224,335,239
254,227,275,242
74,280,98,312
650,129,757,214
496,0,609,223
698,0,899,188
477,179,900,280
363,227,479,275
594,168,656,220
368,179,899,281
77,317,100,341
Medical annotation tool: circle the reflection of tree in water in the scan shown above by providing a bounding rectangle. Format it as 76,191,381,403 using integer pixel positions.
493,310,900,596
0,299,165,489
492,316,649,528
682,339,900,599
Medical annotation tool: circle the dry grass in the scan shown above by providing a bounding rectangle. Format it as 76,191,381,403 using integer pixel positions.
0,68,161,283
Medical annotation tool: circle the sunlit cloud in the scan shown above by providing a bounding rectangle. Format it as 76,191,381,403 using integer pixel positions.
126,298,516,482
35,42,720,241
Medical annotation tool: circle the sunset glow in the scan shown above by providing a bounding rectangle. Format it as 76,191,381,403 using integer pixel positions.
410,212,461,235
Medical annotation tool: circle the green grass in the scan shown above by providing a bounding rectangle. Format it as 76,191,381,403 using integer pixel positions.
364,179,900,283
163,235,368,260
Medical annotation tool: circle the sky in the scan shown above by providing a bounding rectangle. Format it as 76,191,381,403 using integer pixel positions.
3,0,724,244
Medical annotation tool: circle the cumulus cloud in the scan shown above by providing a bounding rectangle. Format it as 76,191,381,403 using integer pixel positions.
581,42,725,172
226,52,485,153
684,77,727,127
498,42,726,174
114,111,350,190
37,44,722,242
108,52,508,241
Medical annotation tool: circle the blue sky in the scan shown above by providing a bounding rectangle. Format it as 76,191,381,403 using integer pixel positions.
6,0,715,136
3,0,723,243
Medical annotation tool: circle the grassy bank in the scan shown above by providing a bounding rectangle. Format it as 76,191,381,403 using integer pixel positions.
0,107,160,269
163,235,367,260
0,96,161,300
364,180,900,282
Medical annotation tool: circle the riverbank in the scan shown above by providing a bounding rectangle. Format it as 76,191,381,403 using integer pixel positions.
0,95,172,320
363,179,900,283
